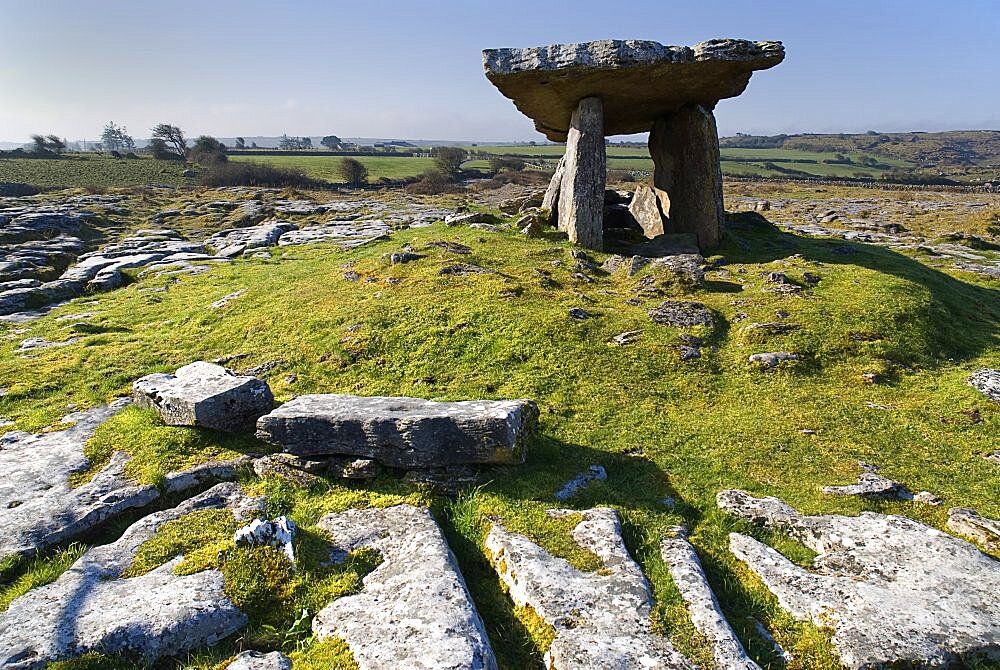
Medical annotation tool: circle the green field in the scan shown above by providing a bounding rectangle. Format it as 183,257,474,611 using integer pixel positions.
230,154,438,182
0,154,188,188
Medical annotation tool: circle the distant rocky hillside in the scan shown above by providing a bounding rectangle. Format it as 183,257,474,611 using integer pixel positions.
722,131,1000,169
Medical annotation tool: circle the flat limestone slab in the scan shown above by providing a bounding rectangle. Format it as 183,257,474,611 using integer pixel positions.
483,39,784,141
314,505,497,670
486,508,694,669
133,361,274,432
0,483,261,669
256,394,538,467
718,489,1000,669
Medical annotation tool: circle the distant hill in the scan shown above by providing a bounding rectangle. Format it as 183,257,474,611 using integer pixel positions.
720,131,1000,170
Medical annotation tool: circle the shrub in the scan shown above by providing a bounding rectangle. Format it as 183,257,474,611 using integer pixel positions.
148,138,183,161
489,155,526,173
405,169,460,195
197,161,317,188
190,135,228,164
0,182,41,197
433,146,467,175
338,157,369,186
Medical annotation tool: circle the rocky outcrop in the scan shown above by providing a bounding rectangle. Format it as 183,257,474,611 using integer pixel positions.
482,39,784,142
947,507,1000,550
314,505,497,670
205,221,299,255
256,394,538,468
969,368,1000,404
648,300,713,327
718,489,1000,669
660,529,760,670
133,361,274,432
277,220,390,249
227,651,292,670
486,507,694,669
0,483,261,669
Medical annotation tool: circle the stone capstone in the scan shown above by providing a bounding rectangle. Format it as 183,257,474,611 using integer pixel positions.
483,39,784,142
0,483,261,669
717,489,1000,669
485,507,695,669
133,361,274,432
256,394,538,468
314,504,497,670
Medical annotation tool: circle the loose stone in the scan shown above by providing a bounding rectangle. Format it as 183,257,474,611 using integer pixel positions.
554,464,607,500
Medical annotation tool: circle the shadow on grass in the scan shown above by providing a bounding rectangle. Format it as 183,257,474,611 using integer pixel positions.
722,214,1000,367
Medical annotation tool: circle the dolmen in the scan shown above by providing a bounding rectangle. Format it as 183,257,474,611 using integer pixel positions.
483,39,784,251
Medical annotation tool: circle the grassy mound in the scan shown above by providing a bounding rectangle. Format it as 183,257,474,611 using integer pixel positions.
0,190,997,668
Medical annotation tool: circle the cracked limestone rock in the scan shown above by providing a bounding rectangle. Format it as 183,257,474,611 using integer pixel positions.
947,507,1000,550
314,505,497,670
486,507,695,669
821,462,911,500
256,394,538,467
969,368,1000,404
133,361,274,432
660,528,760,670
0,399,158,563
226,651,292,670
0,483,262,669
717,489,1000,669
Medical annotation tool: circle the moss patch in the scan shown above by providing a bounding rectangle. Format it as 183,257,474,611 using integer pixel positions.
0,543,87,613
74,406,265,488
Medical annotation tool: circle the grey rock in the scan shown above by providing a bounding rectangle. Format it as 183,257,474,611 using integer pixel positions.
822,462,911,500
208,289,246,309
568,307,591,320
649,253,706,285
718,489,1000,669
445,212,501,227
227,651,292,670
277,220,390,249
234,516,297,562
315,505,497,670
601,254,651,276
390,251,422,264
947,507,1000,550
648,300,713,327
253,453,324,488
133,361,274,432
483,39,784,141
427,241,472,255
205,221,298,252
486,507,694,669
554,464,607,500
609,330,643,345
0,483,258,669
439,263,493,276
256,394,538,468
748,352,799,368
660,528,761,670
754,620,793,665
969,368,1000,404
17,336,80,351
542,154,566,221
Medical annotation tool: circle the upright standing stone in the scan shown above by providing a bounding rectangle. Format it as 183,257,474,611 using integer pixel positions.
557,97,606,249
542,153,566,224
649,105,725,250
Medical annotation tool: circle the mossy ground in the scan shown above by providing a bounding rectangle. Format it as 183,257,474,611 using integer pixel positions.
0,182,997,669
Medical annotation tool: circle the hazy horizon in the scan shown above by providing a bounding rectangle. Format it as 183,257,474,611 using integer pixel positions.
2,0,998,144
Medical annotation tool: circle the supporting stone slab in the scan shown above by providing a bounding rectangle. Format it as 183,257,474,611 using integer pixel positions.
649,105,724,250
542,153,566,224
557,97,606,249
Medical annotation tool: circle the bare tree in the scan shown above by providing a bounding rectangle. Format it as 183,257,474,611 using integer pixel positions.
151,123,187,157
101,122,134,153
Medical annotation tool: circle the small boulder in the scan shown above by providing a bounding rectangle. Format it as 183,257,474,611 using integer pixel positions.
227,651,292,670
628,185,670,239
133,361,274,433
969,368,1000,404
648,300,713,327
234,516,297,562
748,352,799,369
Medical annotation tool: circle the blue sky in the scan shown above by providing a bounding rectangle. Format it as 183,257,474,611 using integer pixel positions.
1,0,997,142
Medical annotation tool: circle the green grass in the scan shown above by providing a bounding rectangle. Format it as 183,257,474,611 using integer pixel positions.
0,543,88,612
0,154,188,188
230,154,439,182
1,186,998,668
